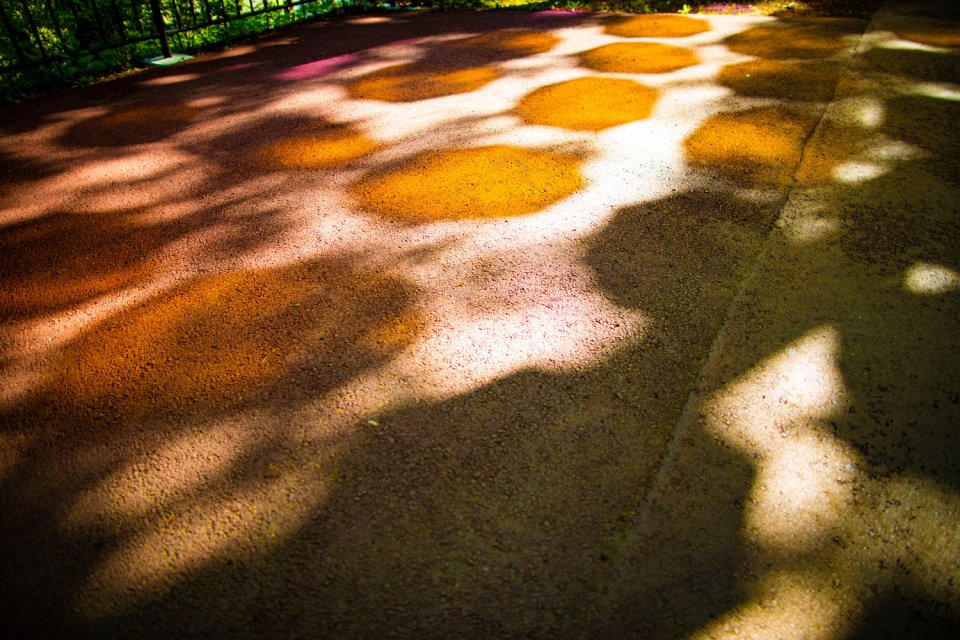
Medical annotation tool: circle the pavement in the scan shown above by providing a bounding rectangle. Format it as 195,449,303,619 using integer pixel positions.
1,1,958,638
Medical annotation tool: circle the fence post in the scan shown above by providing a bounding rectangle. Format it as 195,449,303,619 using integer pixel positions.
148,0,173,58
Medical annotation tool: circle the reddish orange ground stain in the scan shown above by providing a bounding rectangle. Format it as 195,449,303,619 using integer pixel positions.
724,20,858,59
54,263,421,413
579,42,699,74
351,145,584,222
261,125,378,170
604,14,711,38
348,64,500,102
683,106,816,186
516,77,659,131
718,59,842,102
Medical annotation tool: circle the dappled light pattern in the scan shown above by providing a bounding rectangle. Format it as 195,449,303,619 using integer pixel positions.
718,59,843,101
348,63,500,103
54,262,421,415
516,77,659,131
579,42,699,74
351,145,583,222
604,14,711,38
684,106,816,186
725,19,862,59
1,211,174,319
347,28,557,103
4,6,960,639
260,124,378,170
61,105,203,147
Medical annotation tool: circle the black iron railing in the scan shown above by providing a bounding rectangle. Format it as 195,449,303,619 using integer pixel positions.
0,0,342,74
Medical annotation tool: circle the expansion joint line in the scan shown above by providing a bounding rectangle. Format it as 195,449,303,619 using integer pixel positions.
583,9,882,632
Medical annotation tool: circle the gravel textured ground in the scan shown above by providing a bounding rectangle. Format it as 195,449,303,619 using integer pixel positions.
1,1,958,638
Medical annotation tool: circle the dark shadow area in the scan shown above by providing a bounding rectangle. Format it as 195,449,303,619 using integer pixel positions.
27,342,748,639
717,59,843,102
850,587,960,639
862,46,960,85
724,18,865,60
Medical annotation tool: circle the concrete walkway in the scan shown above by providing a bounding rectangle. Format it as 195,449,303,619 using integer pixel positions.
1,2,958,638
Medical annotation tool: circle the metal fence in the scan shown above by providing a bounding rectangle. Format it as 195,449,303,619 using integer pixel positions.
0,0,339,74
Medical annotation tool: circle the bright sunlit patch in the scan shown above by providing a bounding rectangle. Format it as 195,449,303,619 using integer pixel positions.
708,326,857,549
913,82,960,101
516,77,659,131
904,262,960,295
579,42,699,74
832,160,887,183
65,425,248,525
850,96,886,127
604,14,711,38
784,211,840,244
348,64,500,102
351,145,584,222
74,461,330,619
692,569,853,640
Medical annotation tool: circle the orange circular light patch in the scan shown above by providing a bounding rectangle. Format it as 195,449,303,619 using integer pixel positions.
262,129,378,170
349,64,499,102
683,106,816,186
351,145,584,222
604,14,711,38
718,59,842,102
724,21,856,60
450,30,560,57
516,77,659,131
56,263,421,412
579,42,699,74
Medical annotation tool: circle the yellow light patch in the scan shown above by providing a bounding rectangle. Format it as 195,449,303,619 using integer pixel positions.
348,64,499,102
516,77,659,131
450,30,560,57
54,264,420,412
718,59,842,102
683,106,815,186
579,42,699,74
604,14,711,38
351,145,584,222
262,128,378,170
724,20,857,59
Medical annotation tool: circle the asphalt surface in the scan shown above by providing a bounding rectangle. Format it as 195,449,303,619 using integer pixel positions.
1,1,958,638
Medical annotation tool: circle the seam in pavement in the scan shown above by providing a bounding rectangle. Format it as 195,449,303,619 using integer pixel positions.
584,7,882,632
